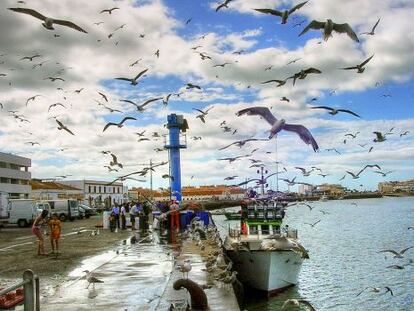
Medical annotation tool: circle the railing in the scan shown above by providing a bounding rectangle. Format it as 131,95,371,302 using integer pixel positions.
0,269,40,311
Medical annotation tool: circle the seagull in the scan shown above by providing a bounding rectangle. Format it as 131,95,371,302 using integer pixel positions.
373,131,387,142
19,54,42,61
236,107,319,152
103,117,137,132
186,83,201,90
177,260,192,278
83,270,104,289
341,55,374,73
325,148,341,155
193,107,213,116
219,138,268,150
120,97,162,112
287,58,302,65
281,299,316,311
224,176,238,181
213,62,230,68
345,132,360,139
357,286,393,296
74,88,84,94
379,246,413,258
26,141,40,146
104,166,118,172
100,7,119,14
361,18,380,36
305,220,321,228
261,79,287,87
254,1,308,24
400,131,409,137
44,76,65,82
98,92,108,102
282,177,297,186
129,58,142,67
216,0,233,12
115,69,148,85
287,68,322,86
295,167,313,176
8,8,87,33
48,103,66,112
299,19,359,42
26,95,42,106
310,106,360,118
218,155,249,163
154,49,160,58
56,119,75,135
135,130,146,137
374,170,394,177
109,153,123,168
281,96,290,102
346,164,381,179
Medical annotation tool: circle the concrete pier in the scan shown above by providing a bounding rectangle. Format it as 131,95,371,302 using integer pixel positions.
156,239,240,311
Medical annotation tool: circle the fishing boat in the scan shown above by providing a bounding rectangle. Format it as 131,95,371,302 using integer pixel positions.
223,198,309,296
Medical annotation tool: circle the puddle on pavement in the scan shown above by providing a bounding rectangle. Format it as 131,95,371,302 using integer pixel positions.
41,230,178,311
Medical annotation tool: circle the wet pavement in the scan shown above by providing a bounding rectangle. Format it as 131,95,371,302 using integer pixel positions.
41,231,174,311
156,240,240,311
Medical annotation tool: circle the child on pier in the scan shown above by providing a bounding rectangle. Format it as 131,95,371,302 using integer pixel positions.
49,213,61,254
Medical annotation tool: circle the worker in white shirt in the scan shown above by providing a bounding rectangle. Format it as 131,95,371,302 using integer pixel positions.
120,203,127,230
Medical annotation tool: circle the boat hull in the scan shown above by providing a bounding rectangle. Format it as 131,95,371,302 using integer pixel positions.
226,249,303,295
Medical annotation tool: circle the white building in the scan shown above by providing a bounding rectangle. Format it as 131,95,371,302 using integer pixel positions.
59,180,124,207
0,152,31,199
298,184,314,195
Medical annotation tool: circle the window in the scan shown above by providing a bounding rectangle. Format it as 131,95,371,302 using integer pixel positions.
0,177,9,184
104,187,106,194
88,186,91,193
0,162,7,168
117,187,120,194
99,186,101,193
94,186,96,193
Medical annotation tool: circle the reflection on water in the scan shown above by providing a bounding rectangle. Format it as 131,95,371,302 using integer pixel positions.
213,197,414,311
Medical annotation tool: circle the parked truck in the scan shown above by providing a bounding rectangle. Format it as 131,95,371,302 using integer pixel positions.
43,199,79,221
7,199,50,228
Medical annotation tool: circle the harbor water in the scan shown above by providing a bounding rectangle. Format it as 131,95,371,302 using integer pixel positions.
213,197,414,311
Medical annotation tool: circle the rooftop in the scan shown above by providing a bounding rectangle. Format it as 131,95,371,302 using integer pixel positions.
31,179,82,191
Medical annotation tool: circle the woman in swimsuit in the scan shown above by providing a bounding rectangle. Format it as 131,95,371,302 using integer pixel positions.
32,209,49,255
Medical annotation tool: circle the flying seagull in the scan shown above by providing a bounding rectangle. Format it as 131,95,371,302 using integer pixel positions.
400,131,409,137
373,131,387,142
56,119,75,135
287,68,322,86
341,55,374,73
26,141,40,146
310,106,360,118
216,0,233,12
374,170,394,177
19,54,42,61
236,107,319,152
115,69,148,85
186,83,201,90
103,117,137,132
98,92,108,102
254,1,308,24
109,153,123,168
305,219,321,228
120,97,162,112
295,167,314,176
218,155,250,163
361,18,380,36
299,19,359,42
356,286,393,297
48,103,66,112
261,79,287,87
219,138,268,150
26,94,42,106
379,246,413,258
100,7,119,14
8,8,87,33
325,148,341,155
346,164,381,179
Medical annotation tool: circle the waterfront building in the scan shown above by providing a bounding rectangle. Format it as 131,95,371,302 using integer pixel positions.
59,180,124,207
0,152,31,199
129,185,245,202
378,179,414,193
313,183,347,196
298,184,314,195
30,179,83,200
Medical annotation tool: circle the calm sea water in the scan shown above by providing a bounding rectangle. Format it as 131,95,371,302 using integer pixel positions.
213,197,414,311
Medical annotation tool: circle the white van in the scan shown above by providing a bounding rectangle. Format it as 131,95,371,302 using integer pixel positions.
44,199,79,221
8,199,49,228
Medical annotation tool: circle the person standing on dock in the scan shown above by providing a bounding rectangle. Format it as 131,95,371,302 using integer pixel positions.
49,213,61,254
120,203,127,230
111,204,120,229
169,200,180,231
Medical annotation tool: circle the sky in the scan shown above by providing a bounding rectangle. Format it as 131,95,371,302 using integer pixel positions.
0,0,413,192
